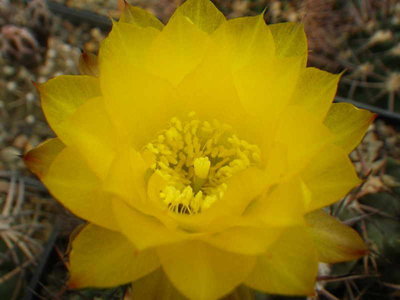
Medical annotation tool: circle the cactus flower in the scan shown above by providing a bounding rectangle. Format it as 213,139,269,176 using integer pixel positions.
25,0,375,299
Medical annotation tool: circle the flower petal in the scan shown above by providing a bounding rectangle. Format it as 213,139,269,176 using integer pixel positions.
245,227,318,296
233,56,302,123
146,9,210,85
99,22,182,148
44,146,118,230
171,0,225,33
38,75,100,138
158,240,256,300
270,106,334,176
68,224,160,289
324,102,375,153
202,226,282,255
113,198,188,250
78,52,99,77
211,15,274,70
56,97,116,179
269,22,307,61
78,52,98,76
177,53,247,128
305,210,368,263
130,268,187,300
24,138,64,178
120,3,164,30
302,144,361,211
290,68,340,121
244,177,307,227
99,21,159,71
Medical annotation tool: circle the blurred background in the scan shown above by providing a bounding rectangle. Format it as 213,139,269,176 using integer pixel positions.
0,0,400,299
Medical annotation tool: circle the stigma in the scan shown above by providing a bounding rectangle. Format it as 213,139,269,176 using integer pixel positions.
144,113,260,215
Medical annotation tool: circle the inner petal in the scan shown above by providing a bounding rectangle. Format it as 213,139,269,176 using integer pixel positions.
144,113,261,215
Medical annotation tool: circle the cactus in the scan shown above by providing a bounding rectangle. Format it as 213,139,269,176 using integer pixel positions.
298,0,400,113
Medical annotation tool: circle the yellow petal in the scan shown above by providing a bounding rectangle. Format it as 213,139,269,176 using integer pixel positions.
38,75,100,137
99,22,182,148
99,21,159,71
269,22,307,62
177,54,247,127
202,226,282,255
306,210,368,263
113,198,188,250
234,57,302,123
245,227,318,296
158,240,256,300
120,3,163,30
24,138,64,178
211,15,274,70
171,0,225,33
302,144,361,211
270,106,333,176
290,68,340,121
78,52,98,76
146,10,210,85
324,102,376,153
69,224,160,289
130,268,187,300
44,146,118,230
56,96,116,179
105,147,148,210
244,177,307,227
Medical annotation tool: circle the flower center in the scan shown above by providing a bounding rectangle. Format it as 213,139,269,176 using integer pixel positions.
145,113,260,214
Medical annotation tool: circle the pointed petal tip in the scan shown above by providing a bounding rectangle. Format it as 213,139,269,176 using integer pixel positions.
31,80,41,90
67,278,81,290
23,149,40,174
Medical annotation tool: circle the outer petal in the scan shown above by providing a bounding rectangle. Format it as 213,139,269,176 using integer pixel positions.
233,56,302,124
245,227,318,296
56,96,116,179
302,144,361,211
99,21,159,71
158,240,256,300
120,3,164,30
113,199,189,250
305,210,368,263
146,10,210,85
99,22,182,148
290,68,340,121
244,177,307,227
68,224,160,289
171,0,225,34
38,75,100,138
324,102,375,153
201,226,282,255
131,268,186,300
24,138,64,178
268,106,334,176
269,22,307,62
44,147,117,230
78,52,98,76
211,15,274,70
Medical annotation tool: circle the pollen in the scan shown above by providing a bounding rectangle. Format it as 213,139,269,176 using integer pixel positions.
145,113,261,214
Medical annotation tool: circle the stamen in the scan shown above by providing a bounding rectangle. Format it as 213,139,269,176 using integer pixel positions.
145,113,260,215
193,156,211,192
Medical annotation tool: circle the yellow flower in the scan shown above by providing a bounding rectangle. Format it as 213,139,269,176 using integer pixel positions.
25,0,375,299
